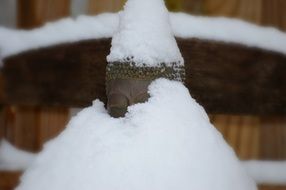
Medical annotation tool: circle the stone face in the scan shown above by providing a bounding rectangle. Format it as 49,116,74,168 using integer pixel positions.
105,62,186,118
106,79,151,118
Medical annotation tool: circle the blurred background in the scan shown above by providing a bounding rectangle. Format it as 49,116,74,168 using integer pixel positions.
0,0,285,190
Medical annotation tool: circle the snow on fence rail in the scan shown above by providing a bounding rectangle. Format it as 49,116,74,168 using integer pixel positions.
1,13,286,61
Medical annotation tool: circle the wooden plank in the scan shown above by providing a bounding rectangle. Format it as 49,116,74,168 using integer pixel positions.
3,106,68,151
2,38,286,115
182,38,286,115
88,0,125,14
8,0,71,154
261,0,286,31
260,116,286,159
212,115,261,160
203,0,262,24
4,106,38,151
259,186,286,190
0,171,21,190
17,0,71,29
37,107,69,147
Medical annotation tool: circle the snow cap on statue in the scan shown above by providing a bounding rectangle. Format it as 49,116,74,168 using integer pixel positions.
107,0,185,81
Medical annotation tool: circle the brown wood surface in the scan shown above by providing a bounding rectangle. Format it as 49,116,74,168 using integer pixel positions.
261,0,286,31
212,115,286,160
260,186,286,190
88,0,125,14
17,0,71,29
2,0,71,154
181,0,286,31
259,116,286,159
2,106,68,152
202,0,262,24
0,171,21,190
2,38,286,115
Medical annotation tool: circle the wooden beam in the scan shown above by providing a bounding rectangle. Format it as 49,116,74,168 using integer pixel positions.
3,106,69,152
2,38,286,115
0,171,21,190
259,186,286,190
88,0,125,14
17,0,71,29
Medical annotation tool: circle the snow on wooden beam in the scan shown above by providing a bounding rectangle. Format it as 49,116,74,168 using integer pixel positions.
2,38,286,115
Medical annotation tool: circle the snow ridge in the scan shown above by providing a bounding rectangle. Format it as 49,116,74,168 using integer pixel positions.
1,13,286,64
107,0,184,67
16,79,256,190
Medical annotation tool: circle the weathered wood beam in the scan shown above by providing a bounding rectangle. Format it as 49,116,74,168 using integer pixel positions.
0,171,21,190
17,0,71,29
2,38,286,115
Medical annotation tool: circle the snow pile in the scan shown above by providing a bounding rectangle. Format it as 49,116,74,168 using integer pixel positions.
16,79,256,190
170,13,286,55
0,13,118,61
243,161,286,185
107,0,183,66
0,140,36,171
1,13,286,63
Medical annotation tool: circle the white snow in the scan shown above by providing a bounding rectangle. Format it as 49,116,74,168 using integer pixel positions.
0,140,36,171
170,13,286,55
16,79,256,190
1,13,286,64
243,161,286,185
107,0,184,67
0,13,118,62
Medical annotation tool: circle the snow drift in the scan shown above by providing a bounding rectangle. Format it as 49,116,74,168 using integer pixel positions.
16,79,256,190
0,140,36,171
1,13,286,63
107,0,184,66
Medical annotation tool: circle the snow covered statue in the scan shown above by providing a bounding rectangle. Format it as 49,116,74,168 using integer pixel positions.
16,0,257,190
106,0,185,118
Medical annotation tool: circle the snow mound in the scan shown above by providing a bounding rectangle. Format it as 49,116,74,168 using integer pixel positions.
0,13,118,61
171,13,286,55
16,79,256,190
0,140,36,171
1,13,286,63
107,0,184,66
243,161,286,185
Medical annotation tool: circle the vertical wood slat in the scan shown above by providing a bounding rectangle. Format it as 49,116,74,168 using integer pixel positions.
37,108,69,146
261,0,286,31
17,0,71,29
4,106,38,151
1,0,72,153
202,0,262,24
3,106,69,152
211,115,286,160
260,117,286,160
88,0,126,14
259,186,286,190
0,172,22,190
0,108,4,140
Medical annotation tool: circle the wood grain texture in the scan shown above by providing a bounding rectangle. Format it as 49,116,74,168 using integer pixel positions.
202,0,262,24
259,116,286,159
88,0,125,14
212,115,261,160
2,38,286,115
181,0,286,31
212,115,286,160
2,106,68,151
259,186,286,190
17,0,71,29
261,0,286,31
0,171,21,190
